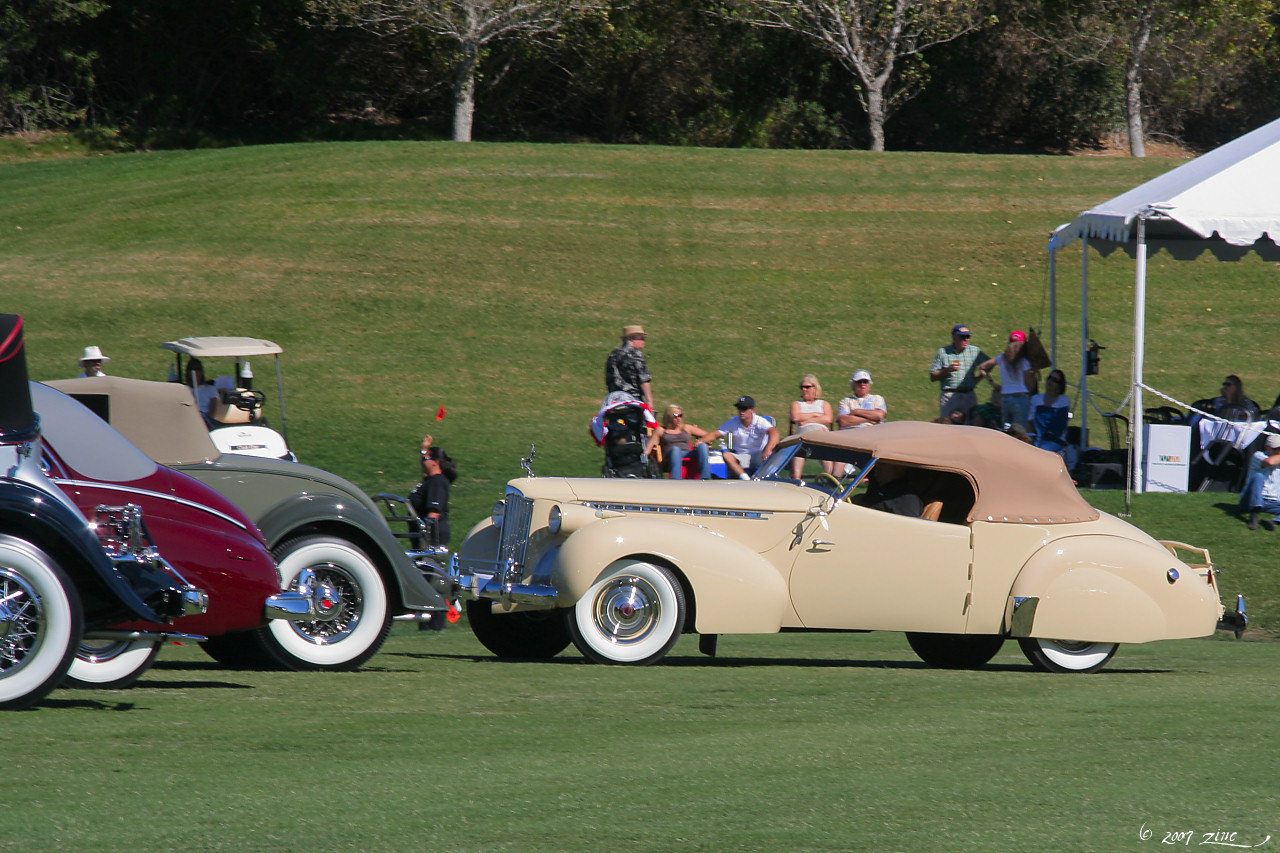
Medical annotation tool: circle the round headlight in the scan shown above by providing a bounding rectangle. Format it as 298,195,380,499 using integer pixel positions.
548,504,563,534
491,499,506,527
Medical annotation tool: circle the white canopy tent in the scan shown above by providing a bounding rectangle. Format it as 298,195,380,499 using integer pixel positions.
1047,117,1280,492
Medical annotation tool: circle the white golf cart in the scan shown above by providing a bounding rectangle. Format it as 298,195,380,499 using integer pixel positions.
160,336,295,461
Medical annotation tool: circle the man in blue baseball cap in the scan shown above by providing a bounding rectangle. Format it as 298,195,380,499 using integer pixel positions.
929,323,988,421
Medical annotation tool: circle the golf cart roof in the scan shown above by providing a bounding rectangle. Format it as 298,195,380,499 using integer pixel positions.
160,337,283,358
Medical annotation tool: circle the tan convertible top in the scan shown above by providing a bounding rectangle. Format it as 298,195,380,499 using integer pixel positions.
44,376,219,466
787,421,1099,524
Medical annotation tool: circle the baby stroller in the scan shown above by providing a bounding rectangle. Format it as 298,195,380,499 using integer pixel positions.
590,392,659,478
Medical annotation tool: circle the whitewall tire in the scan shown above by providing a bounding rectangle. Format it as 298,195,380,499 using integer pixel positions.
0,537,83,710
568,560,685,666
251,535,392,671
1018,638,1118,673
66,639,161,689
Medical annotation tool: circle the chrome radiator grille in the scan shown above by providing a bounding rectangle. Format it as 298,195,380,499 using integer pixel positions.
498,491,534,572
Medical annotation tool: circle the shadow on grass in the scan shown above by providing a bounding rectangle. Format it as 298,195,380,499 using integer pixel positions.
385,650,1171,674
1213,500,1250,523
150,658,421,676
39,698,144,710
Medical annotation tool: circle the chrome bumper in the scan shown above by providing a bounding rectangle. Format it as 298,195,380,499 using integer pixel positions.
264,570,343,621
1217,594,1247,639
449,554,558,606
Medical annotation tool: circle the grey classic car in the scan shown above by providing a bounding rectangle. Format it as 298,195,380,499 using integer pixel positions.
453,422,1245,672
47,376,450,671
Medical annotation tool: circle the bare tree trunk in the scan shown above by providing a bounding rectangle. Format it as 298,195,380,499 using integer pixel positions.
1125,1,1155,158
866,85,887,152
452,40,478,142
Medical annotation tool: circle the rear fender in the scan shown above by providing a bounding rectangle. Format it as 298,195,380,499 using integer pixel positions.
0,482,163,624
1009,535,1221,643
555,516,792,634
257,494,447,612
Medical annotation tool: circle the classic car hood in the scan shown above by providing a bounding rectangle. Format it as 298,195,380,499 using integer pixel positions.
508,477,819,514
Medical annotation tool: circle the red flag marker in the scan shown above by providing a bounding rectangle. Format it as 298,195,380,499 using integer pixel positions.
435,405,446,421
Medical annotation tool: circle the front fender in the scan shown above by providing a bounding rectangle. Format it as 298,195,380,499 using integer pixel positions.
1009,535,1221,644
257,494,446,611
554,516,792,634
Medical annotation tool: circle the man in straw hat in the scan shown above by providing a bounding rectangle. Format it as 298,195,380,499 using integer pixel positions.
77,345,111,377
604,324,653,410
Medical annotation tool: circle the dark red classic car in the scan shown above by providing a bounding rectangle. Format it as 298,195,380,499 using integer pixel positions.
32,382,335,688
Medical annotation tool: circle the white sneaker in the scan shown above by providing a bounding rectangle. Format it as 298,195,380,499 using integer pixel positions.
739,473,750,480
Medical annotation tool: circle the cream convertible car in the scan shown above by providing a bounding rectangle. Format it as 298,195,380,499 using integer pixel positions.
454,422,1246,672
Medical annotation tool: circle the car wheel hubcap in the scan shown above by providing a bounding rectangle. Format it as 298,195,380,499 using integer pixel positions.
593,576,659,645
286,563,361,645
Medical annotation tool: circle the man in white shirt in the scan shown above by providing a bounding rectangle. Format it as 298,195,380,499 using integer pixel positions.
700,395,779,480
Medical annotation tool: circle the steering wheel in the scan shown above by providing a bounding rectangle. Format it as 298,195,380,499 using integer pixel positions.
222,388,266,412
814,472,843,494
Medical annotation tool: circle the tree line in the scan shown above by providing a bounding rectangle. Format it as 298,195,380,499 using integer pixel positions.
3,0,1278,154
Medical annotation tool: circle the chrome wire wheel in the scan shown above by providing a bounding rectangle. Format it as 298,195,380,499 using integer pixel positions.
251,535,391,671
0,567,47,680
569,560,685,666
285,561,363,644
0,538,83,710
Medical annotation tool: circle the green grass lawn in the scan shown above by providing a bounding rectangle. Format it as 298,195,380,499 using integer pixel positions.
2,624,1276,853
2,140,1278,850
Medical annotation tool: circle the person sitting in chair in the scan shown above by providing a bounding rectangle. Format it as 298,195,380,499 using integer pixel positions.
1239,433,1280,530
1029,368,1076,468
699,396,779,480
645,405,711,480
1212,375,1260,421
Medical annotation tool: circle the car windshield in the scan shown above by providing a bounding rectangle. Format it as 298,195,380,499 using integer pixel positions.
754,442,874,498
31,383,158,483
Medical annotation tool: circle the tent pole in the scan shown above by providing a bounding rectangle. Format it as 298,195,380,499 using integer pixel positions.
1048,245,1057,366
1131,215,1150,501
1079,238,1090,454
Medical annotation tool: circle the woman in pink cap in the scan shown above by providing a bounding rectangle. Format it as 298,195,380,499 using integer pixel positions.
978,331,1038,428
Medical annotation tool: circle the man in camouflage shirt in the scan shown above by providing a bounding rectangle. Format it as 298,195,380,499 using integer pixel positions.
605,324,653,409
